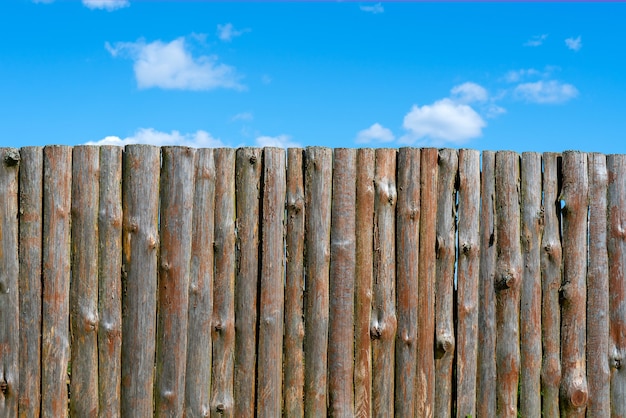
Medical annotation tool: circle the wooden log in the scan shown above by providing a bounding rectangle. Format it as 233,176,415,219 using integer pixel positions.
327,148,356,417
69,146,100,417
394,147,420,417
18,147,43,418
155,147,195,416
41,145,72,418
494,151,522,417
607,154,626,417
416,147,438,418
540,152,562,418
185,149,216,417
97,146,123,417
586,153,609,417
354,148,375,418
283,148,305,417
434,149,457,418
0,148,20,416
519,152,542,417
455,149,480,418
211,148,237,417
476,151,497,418
256,148,287,416
233,148,262,418
120,145,160,417
303,146,332,416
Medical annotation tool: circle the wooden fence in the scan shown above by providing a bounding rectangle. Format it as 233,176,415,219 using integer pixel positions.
0,145,624,417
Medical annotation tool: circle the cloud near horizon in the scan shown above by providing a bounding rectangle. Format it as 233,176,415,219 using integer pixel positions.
355,123,395,144
514,80,579,104
360,3,384,14
86,128,225,147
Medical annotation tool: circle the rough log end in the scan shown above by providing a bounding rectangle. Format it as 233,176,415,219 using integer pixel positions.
4,148,20,166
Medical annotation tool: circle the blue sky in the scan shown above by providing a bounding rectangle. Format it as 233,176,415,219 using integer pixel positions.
2,1,626,153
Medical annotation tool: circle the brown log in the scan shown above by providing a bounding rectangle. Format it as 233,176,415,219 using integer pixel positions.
354,148,375,418
0,148,20,416
257,148,287,416
607,154,626,417
234,148,262,417
586,153,610,417
283,148,305,417
540,152,562,418
155,147,195,416
303,146,332,416
41,145,72,418
394,147,420,417
185,148,216,417
455,149,480,418
70,146,100,417
97,146,123,417
519,152,542,417
416,147,438,418
211,148,236,417
18,147,43,418
120,145,160,417
494,151,522,417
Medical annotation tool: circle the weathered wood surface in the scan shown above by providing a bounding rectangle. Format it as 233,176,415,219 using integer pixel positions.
416,148,437,418
257,148,287,416
0,148,20,417
455,149,480,418
120,145,160,418
519,152,542,417
211,148,237,417
560,151,589,416
97,146,123,417
354,148,375,418
327,148,356,417
185,148,215,417
17,147,42,418
586,153,610,417
303,146,332,416
70,146,100,417
234,148,262,417
283,148,305,418
394,147,420,417
607,154,626,417
155,147,195,416
540,152,562,418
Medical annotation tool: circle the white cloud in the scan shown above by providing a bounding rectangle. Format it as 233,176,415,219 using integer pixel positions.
86,128,225,147
450,82,488,103
360,3,384,14
503,68,541,83
32,0,54,3
486,104,507,118
255,135,300,148
514,80,578,104
231,112,253,122
355,123,395,144
217,23,250,42
524,34,548,47
82,0,129,10
105,37,244,91
565,36,582,51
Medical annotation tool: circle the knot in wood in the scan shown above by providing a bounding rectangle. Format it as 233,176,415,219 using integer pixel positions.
370,323,382,340
570,388,588,407
249,155,257,165
495,271,516,291
435,334,454,359
0,379,7,394
461,242,472,255
215,403,226,414
148,235,158,250
611,356,622,370
4,149,20,166
213,321,223,332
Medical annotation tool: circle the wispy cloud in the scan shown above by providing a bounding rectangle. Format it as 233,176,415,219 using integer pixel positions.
524,34,548,47
217,23,250,42
255,134,300,148
360,3,384,14
450,82,488,103
231,112,253,122
355,123,395,144
86,128,225,147
82,0,129,10
105,37,244,91
503,68,542,83
565,36,582,51
514,80,579,104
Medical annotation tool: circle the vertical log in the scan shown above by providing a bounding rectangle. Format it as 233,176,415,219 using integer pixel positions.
70,146,100,417
98,146,123,417
416,148,438,418
211,148,236,417
185,148,215,417
155,147,195,416
540,152,562,418
283,148,305,417
455,149,480,418
494,151,521,417
586,153,609,417
41,145,72,418
394,147,420,417
257,148,287,416
303,146,332,416
120,145,160,418
18,147,43,418
234,148,262,417
327,148,356,417
354,148,375,418
607,154,626,417
0,148,20,416
519,152,542,417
